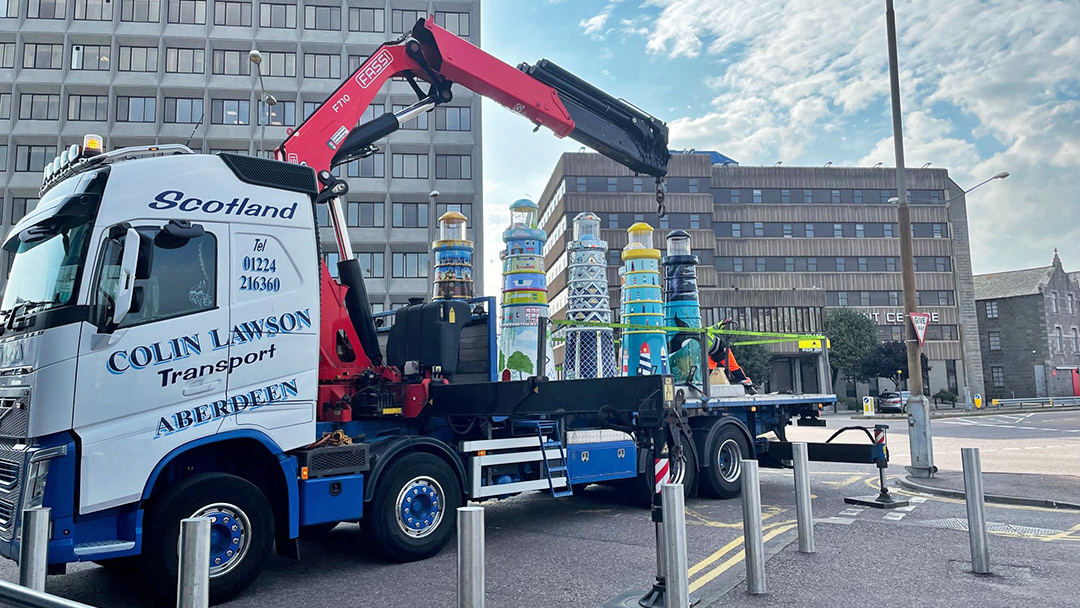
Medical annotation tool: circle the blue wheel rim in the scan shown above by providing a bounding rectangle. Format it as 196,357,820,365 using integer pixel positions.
395,476,445,538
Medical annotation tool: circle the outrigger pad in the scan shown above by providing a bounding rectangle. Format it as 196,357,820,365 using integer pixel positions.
845,491,910,509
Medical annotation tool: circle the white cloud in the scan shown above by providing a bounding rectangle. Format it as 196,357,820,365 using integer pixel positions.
639,0,1080,273
579,9,611,39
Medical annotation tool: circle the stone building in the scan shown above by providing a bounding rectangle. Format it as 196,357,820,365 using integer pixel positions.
0,0,483,310
974,251,1080,398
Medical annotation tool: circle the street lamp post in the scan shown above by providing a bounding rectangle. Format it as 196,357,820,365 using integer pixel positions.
945,172,1010,204
249,50,278,158
884,0,934,478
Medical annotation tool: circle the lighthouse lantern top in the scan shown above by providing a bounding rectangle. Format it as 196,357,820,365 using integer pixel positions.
665,229,692,257
438,211,468,241
626,222,655,250
509,198,538,229
573,212,601,241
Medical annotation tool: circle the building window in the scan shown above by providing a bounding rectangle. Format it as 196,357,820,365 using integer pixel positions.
688,178,699,193
210,99,249,125
804,223,814,238
391,103,427,130
1072,328,1079,352
355,252,384,278
837,291,848,306
783,223,792,238
0,0,13,17
435,106,470,131
690,214,702,229
991,366,1005,387
168,0,207,24
15,145,56,172
349,54,369,72
1067,293,1074,314
733,258,743,272
258,100,294,126
212,49,251,75
72,44,112,71
883,224,894,238
29,0,67,19
985,301,998,319
755,257,765,272
1054,327,1064,353
831,189,840,203
163,97,203,123
785,257,794,272
803,189,812,203
10,197,36,222
68,94,108,121
19,93,59,120
165,48,205,73
781,189,790,203
936,257,947,272
391,8,422,33
659,215,669,229
303,53,340,79
885,257,897,272
304,3,340,30
836,257,846,272
858,258,868,272
731,223,741,238
392,252,428,278
116,96,156,122
860,291,870,306
433,10,470,36
0,145,7,171
752,189,762,203
856,224,865,238
436,203,471,224
832,223,842,238
435,154,471,180
118,46,158,72
342,153,384,178
754,222,763,237
605,177,616,192
0,43,14,68
23,43,63,69
214,0,251,25
392,202,428,228
348,6,383,31
391,154,428,179
75,0,114,19
987,331,1001,351
258,51,295,77
854,190,863,204
730,190,740,203
889,291,900,306
122,0,160,20
259,1,295,27
1050,291,1058,313
347,201,384,227
933,224,943,238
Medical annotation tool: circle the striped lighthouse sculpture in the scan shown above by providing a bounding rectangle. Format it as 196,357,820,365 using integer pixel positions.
498,198,555,380
620,222,669,376
564,212,617,380
431,211,474,299
664,229,704,384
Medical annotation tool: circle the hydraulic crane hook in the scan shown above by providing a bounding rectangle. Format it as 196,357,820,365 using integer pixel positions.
655,177,667,218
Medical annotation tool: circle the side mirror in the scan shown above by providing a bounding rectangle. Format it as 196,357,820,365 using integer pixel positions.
112,227,141,327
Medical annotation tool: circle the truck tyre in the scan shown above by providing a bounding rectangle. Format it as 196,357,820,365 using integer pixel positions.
365,452,461,562
701,425,751,499
141,473,274,604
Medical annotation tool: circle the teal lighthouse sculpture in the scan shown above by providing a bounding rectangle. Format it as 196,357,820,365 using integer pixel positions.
498,198,554,380
664,229,704,384
619,222,669,376
564,212,617,379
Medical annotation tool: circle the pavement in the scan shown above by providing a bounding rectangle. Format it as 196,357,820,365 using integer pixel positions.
900,471,1080,510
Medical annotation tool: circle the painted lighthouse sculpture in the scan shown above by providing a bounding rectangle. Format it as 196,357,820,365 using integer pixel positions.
563,212,617,379
498,198,555,380
431,211,474,300
663,229,704,384
620,222,669,376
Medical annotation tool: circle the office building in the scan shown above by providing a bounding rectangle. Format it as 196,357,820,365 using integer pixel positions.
974,251,1080,398
0,0,483,310
537,152,984,399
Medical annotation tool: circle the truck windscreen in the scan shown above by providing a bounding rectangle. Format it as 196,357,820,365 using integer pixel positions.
0,169,107,317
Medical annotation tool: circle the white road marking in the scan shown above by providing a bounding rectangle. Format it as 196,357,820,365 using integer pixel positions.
895,505,917,512
839,509,863,517
910,497,929,504
817,517,855,525
883,512,906,521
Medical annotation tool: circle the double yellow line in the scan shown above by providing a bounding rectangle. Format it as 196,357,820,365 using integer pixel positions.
687,519,797,593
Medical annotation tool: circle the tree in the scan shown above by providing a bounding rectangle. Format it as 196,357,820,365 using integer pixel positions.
859,341,930,391
731,343,771,391
822,308,879,388
506,350,534,376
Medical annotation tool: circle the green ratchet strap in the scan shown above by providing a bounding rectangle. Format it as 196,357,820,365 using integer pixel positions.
548,319,827,347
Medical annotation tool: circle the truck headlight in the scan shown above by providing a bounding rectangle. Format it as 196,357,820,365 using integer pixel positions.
22,459,50,511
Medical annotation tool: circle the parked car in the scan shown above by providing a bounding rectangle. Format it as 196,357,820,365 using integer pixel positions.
877,391,911,413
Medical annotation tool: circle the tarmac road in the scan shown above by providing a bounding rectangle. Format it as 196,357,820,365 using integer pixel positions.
0,410,1075,607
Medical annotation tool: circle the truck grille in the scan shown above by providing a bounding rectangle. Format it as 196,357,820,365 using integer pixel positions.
0,391,29,439
0,439,24,541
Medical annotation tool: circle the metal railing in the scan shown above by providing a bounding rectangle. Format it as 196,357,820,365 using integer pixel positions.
988,396,1080,409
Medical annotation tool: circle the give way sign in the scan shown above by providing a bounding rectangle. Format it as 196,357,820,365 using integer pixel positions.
909,312,931,346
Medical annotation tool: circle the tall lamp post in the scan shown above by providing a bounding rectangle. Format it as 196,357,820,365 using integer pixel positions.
883,0,936,478
249,50,278,158
945,172,1009,204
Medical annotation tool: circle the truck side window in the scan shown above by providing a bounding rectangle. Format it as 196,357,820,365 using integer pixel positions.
96,228,218,328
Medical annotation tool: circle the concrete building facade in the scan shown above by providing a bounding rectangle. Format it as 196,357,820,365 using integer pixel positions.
974,252,1080,399
0,0,483,310
537,151,984,400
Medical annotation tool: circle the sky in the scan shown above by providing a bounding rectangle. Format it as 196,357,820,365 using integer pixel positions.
478,0,1080,298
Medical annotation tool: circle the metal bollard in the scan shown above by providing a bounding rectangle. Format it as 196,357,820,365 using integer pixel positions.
19,507,50,592
661,484,690,608
961,448,991,574
177,517,211,608
792,443,815,554
457,506,485,608
740,460,766,594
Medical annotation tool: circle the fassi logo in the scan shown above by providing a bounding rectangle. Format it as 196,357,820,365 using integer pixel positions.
355,48,393,89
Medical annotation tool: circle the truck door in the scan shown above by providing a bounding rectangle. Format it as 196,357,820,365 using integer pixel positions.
74,220,231,514
218,222,319,451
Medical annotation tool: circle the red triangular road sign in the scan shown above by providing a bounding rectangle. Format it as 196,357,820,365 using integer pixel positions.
910,312,930,347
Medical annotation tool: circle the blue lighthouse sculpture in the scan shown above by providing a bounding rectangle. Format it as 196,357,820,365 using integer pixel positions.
620,222,669,376
499,198,555,380
564,212,617,379
664,229,704,384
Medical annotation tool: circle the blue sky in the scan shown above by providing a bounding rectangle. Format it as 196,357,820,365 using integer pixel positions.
478,0,1080,297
